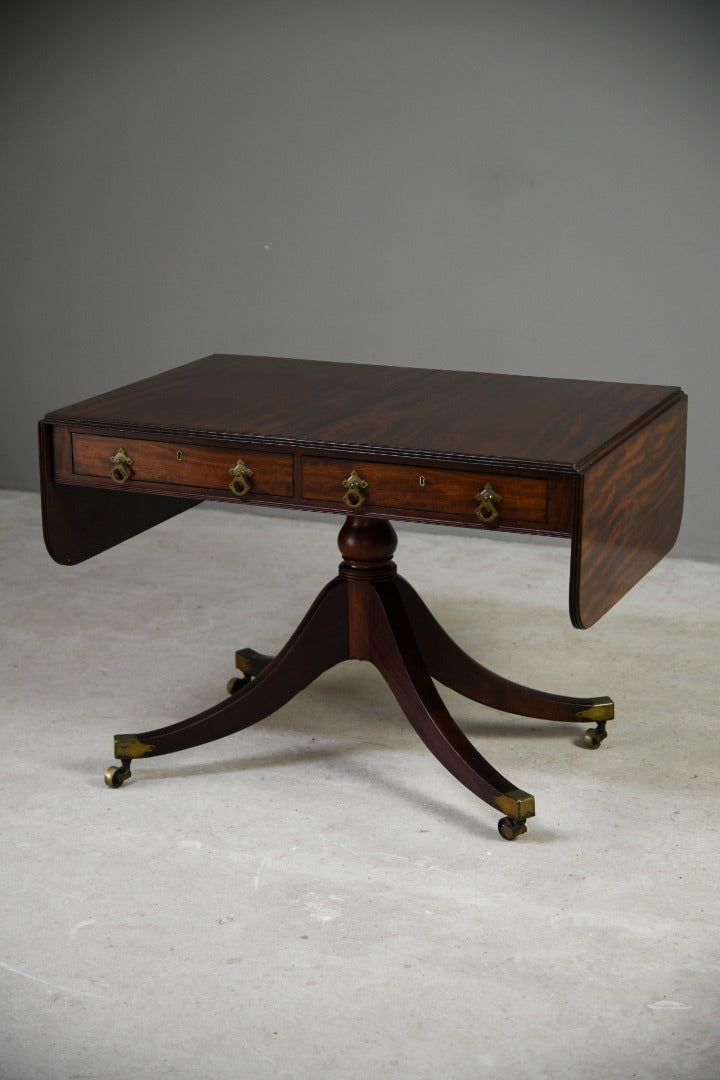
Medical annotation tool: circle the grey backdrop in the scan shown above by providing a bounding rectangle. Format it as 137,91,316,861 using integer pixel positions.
2,1,718,558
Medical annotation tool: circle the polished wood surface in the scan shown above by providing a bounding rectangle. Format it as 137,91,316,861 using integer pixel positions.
300,456,551,526
38,422,199,565
113,517,605,833
72,432,293,497
571,395,687,628
39,355,687,837
44,352,681,468
40,353,687,626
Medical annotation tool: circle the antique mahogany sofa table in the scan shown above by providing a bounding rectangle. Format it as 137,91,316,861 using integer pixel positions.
39,354,687,840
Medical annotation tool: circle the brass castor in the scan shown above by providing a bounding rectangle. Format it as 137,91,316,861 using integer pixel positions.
104,760,132,788
226,674,252,695
583,720,608,749
498,816,528,841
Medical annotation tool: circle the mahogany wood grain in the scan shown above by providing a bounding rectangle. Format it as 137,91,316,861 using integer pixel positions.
41,354,686,618
44,353,681,468
71,432,293,497
40,356,687,832
367,579,520,808
570,395,688,628
397,578,605,721
122,579,349,758
301,455,549,525
39,422,199,565
117,517,536,824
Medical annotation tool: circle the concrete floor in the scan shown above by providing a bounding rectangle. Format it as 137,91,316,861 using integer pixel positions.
1,489,718,1080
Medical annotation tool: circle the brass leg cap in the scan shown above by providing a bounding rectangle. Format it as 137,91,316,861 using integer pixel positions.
113,736,155,759
496,788,536,819
577,697,615,722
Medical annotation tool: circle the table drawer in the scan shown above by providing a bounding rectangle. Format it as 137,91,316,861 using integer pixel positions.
301,456,548,526
70,433,293,499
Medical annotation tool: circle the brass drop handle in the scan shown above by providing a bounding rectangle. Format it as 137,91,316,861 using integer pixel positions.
229,458,254,498
474,481,501,523
109,448,134,485
342,468,368,510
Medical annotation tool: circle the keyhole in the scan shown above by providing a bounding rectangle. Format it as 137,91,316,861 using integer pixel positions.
176,450,183,461
419,475,426,487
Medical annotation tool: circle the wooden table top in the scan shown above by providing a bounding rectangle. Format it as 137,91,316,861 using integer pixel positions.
41,354,687,629
45,353,682,471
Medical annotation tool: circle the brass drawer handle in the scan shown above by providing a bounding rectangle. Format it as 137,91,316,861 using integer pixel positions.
342,469,368,510
109,448,134,485
474,481,501,523
229,458,254,498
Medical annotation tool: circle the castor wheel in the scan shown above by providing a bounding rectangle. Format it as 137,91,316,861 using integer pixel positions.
226,674,251,695
583,720,608,749
104,760,132,788
498,816,528,841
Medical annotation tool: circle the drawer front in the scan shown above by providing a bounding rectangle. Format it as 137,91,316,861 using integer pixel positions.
71,433,293,498
301,456,548,526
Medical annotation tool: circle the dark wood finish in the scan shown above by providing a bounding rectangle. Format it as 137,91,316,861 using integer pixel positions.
570,395,688,628
39,354,687,834
41,354,687,614
120,579,350,758
70,432,293,498
397,578,608,722
301,455,551,527
116,518,546,826
39,423,199,565
43,353,681,467
366,579,524,811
